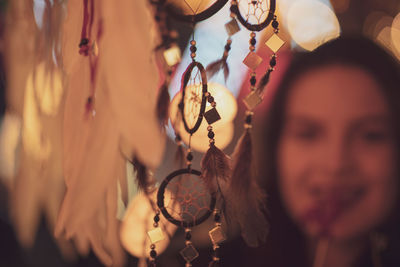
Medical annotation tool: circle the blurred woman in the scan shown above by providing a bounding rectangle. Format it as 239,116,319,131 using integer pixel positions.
248,36,400,267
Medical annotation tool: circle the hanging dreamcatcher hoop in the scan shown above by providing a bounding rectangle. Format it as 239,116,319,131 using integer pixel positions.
179,61,208,135
230,0,276,31
157,168,216,228
157,0,229,23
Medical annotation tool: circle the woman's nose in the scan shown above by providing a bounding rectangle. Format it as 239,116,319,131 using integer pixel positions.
317,134,353,178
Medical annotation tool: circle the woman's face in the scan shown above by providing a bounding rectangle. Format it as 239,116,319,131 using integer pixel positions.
277,65,397,241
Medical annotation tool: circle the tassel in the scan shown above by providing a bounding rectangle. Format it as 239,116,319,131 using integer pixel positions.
173,133,185,168
132,157,150,193
156,83,170,127
229,129,269,247
257,54,277,93
206,58,230,81
256,69,272,94
200,143,231,194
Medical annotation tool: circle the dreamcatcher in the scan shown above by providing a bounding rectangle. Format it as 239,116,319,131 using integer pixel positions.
152,0,230,121
227,0,284,247
150,42,229,267
147,1,231,266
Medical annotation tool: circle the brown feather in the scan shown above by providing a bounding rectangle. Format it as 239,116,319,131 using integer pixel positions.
174,143,185,168
132,157,150,193
229,129,269,247
200,143,231,194
156,83,170,127
206,58,230,81
257,69,272,94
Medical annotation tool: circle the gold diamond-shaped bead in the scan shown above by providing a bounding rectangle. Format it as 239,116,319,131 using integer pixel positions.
163,45,181,66
243,91,263,110
243,52,263,70
180,243,199,262
265,34,285,53
147,227,165,244
225,19,240,36
209,226,226,245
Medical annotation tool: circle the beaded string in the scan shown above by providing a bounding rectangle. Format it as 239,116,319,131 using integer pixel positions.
209,209,225,266
148,210,161,267
257,15,280,93
183,228,194,267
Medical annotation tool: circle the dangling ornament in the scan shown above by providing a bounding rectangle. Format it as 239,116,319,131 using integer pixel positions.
206,6,241,81
155,163,217,266
149,0,182,127
208,209,226,266
153,7,231,261
228,0,284,247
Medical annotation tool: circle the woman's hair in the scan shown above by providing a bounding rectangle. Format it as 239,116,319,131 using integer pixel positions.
251,36,400,267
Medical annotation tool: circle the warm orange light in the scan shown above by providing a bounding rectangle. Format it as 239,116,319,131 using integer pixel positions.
23,63,64,160
0,113,21,181
30,62,64,116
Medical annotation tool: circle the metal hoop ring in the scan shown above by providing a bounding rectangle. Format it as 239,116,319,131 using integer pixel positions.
157,168,216,228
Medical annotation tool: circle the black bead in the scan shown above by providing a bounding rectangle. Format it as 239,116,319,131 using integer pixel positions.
250,76,256,86
155,15,161,21
208,96,214,103
270,57,276,67
79,38,89,47
175,134,182,142
272,20,279,29
150,249,157,258
224,44,231,51
154,215,160,223
178,102,184,109
208,131,215,139
230,5,235,12
185,232,192,240
245,115,252,124
214,213,221,222
186,152,193,161
250,38,256,46
190,45,197,53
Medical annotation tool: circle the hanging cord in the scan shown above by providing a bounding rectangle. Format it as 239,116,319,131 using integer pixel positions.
78,0,102,117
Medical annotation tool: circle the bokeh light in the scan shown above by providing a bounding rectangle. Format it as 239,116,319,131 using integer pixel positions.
391,12,400,58
286,0,340,51
120,190,178,258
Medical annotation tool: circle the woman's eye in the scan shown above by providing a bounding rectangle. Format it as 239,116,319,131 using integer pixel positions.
361,130,388,143
293,129,319,141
